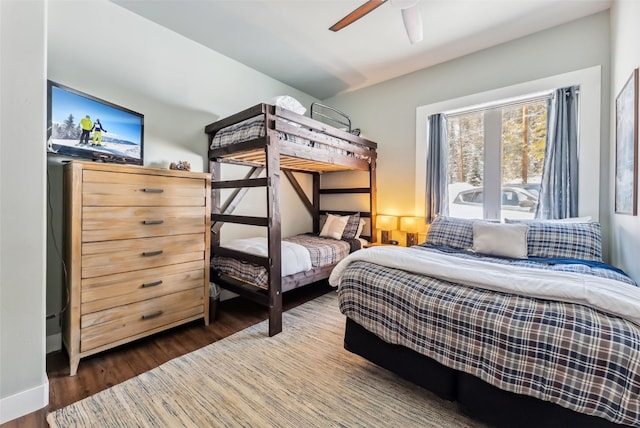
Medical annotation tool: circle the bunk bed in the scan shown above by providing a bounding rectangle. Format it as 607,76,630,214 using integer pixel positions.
206,102,377,336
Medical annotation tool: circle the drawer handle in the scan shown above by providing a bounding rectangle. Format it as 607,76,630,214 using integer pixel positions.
143,220,164,225
142,250,163,257
142,188,164,193
142,311,163,320
141,280,163,288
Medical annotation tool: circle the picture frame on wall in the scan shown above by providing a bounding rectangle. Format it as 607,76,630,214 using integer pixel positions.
615,68,638,215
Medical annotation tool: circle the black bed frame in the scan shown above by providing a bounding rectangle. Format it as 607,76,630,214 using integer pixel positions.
344,318,626,428
206,103,377,337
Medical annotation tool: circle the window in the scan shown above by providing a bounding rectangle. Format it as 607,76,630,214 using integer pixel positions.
446,96,548,220
415,66,601,224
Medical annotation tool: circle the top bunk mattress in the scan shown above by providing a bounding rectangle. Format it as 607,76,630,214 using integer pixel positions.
209,114,371,161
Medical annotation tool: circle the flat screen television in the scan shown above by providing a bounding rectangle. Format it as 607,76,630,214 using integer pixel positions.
47,80,144,165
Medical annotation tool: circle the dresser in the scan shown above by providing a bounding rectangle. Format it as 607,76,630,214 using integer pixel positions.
63,161,211,375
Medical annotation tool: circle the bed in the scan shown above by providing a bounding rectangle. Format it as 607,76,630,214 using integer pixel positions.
206,100,377,336
329,216,640,427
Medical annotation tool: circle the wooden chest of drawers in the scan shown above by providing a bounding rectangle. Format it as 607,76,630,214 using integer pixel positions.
63,161,211,375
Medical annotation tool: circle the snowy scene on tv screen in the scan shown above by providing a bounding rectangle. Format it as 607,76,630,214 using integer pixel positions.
48,84,143,164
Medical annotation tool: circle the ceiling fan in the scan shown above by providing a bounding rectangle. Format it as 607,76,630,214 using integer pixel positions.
329,0,423,44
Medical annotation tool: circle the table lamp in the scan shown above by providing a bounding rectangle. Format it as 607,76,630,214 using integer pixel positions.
400,216,427,247
376,215,398,244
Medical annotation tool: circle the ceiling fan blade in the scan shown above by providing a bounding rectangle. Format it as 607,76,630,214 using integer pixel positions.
329,0,387,32
400,4,423,44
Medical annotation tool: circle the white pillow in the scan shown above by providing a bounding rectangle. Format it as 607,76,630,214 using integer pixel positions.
269,95,306,115
320,214,349,240
505,216,592,224
472,222,529,259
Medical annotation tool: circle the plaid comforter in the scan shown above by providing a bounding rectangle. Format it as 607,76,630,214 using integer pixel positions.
338,249,640,426
213,235,351,289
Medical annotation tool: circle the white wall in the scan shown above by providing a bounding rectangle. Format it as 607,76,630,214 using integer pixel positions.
324,12,612,258
609,1,640,281
45,0,321,348
0,0,49,423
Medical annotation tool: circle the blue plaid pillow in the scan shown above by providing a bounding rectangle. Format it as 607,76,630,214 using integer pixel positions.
526,222,602,261
426,216,475,249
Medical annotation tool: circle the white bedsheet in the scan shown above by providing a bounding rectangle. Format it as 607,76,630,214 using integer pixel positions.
221,237,312,276
329,246,640,327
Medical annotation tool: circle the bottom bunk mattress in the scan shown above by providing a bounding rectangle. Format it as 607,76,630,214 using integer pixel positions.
212,234,358,289
330,245,640,427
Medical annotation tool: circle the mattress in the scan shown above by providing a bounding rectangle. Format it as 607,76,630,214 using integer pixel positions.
212,234,352,289
209,115,370,160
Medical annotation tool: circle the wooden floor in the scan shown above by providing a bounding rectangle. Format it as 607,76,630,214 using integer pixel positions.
2,283,335,427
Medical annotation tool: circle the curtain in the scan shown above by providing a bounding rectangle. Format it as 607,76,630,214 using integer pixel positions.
535,86,579,219
425,113,448,223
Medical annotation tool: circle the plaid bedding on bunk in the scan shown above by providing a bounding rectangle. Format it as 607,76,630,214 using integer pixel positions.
338,253,640,426
209,115,369,159
213,235,351,289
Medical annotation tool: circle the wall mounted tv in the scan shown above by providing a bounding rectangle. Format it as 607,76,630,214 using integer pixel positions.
47,81,144,165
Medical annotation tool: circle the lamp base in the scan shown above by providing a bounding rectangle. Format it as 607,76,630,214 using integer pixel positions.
381,230,390,244
406,232,419,247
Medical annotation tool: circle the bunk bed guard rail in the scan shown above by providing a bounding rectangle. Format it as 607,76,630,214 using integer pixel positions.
310,102,359,135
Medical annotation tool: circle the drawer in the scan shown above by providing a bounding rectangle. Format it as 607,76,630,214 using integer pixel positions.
82,170,207,207
80,288,204,352
82,234,205,278
81,260,205,314
82,206,206,242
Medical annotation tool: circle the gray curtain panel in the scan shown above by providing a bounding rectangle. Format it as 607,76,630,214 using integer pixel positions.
536,86,580,219
426,113,449,223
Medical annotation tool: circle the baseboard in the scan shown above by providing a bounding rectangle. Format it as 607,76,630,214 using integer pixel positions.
0,378,48,424
46,332,62,354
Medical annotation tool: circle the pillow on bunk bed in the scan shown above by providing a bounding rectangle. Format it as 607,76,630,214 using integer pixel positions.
320,214,350,240
355,218,366,239
269,95,306,115
341,213,361,240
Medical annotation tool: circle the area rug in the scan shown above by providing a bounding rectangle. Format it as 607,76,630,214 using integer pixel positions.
47,292,485,427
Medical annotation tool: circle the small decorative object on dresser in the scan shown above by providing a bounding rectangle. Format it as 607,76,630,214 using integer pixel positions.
169,160,191,171
63,161,211,375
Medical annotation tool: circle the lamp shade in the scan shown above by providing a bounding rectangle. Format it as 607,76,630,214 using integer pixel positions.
376,215,398,231
400,216,427,233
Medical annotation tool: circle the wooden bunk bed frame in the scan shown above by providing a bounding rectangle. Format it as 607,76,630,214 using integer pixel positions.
206,103,377,336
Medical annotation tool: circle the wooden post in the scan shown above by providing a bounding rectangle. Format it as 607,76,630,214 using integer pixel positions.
265,107,282,336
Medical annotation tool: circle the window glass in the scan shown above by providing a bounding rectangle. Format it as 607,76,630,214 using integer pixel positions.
447,111,484,219
447,99,547,220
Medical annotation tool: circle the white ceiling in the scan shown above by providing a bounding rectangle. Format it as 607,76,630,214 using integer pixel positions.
112,0,611,99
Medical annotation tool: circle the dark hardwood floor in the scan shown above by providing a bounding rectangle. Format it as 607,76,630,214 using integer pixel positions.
2,283,335,427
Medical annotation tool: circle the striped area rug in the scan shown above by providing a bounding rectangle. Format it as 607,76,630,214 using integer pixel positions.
47,292,485,427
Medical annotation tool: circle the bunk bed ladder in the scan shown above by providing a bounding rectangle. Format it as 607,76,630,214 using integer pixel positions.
210,130,284,336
